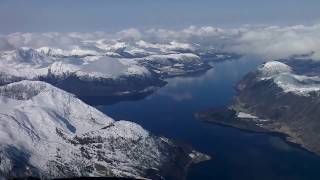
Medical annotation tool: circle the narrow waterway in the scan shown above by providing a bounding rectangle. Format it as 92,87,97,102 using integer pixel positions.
96,57,320,180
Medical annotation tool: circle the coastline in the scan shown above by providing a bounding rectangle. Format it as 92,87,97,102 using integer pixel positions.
194,107,320,157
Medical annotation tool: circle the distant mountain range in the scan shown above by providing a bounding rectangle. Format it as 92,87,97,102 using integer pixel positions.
0,40,238,100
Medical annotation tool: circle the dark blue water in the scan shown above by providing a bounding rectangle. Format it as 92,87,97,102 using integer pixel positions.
96,57,320,180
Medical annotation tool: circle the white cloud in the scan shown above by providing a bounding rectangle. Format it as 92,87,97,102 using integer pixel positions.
116,28,142,41
1,24,320,60
229,25,320,60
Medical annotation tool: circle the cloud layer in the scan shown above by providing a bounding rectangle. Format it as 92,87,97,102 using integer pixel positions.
229,25,320,60
1,24,320,60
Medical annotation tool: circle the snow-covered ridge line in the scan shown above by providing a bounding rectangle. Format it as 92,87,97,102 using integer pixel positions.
0,80,207,179
258,60,320,96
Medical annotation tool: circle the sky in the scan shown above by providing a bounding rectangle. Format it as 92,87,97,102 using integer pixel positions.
1,0,320,33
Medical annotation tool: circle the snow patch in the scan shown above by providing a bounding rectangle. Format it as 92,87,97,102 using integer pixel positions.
237,112,258,119
274,74,320,96
257,61,320,96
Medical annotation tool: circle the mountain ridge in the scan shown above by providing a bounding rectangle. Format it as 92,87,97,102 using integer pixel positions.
0,80,210,179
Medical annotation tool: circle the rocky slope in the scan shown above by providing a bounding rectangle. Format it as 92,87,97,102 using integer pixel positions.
0,80,209,179
196,58,320,155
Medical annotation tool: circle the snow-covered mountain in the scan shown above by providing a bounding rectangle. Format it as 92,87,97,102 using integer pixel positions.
0,47,167,100
0,37,239,100
137,53,211,77
37,46,101,58
2,47,54,66
257,60,320,96
0,80,209,179
0,48,52,81
0,47,151,80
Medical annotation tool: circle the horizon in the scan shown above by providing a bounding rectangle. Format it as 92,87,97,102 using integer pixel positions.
1,0,320,33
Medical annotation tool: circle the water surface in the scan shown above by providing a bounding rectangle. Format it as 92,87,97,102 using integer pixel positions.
96,57,320,180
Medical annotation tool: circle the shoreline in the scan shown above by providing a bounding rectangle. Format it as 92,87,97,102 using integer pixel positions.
194,108,319,157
